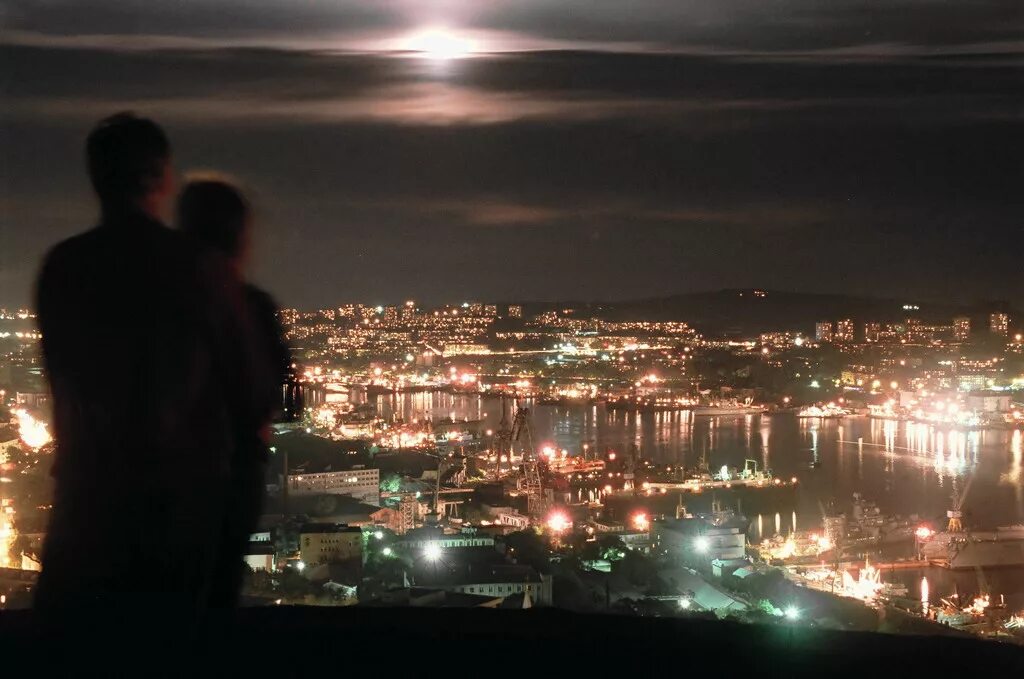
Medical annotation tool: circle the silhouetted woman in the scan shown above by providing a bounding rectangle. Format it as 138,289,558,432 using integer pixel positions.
177,177,289,606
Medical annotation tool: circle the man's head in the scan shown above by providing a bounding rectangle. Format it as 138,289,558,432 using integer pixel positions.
86,112,173,218
177,177,252,273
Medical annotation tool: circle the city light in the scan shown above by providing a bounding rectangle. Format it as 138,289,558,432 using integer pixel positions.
13,409,51,450
382,547,393,557
295,560,306,572
694,536,710,553
374,530,384,540
678,597,691,610
0,517,15,569
424,543,443,561
546,510,571,534
631,512,650,532
915,526,933,540
784,605,800,620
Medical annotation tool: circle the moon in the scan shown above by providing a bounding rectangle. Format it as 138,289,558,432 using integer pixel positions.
403,28,476,59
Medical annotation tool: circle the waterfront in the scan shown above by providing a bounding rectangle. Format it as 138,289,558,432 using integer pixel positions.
372,391,1023,527
371,390,1024,609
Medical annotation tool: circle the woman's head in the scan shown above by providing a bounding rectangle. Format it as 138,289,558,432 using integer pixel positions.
177,177,251,268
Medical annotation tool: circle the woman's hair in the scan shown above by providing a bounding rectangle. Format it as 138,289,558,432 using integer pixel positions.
177,176,250,259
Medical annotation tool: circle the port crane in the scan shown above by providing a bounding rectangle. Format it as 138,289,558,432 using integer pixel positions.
492,394,545,516
947,472,976,534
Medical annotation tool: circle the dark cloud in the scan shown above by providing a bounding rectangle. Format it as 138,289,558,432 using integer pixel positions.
1,3,1022,309
472,0,1023,52
0,0,402,39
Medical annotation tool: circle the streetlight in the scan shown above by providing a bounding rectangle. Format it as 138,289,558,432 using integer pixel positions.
694,536,710,553
784,605,800,620
424,543,442,561
546,510,571,534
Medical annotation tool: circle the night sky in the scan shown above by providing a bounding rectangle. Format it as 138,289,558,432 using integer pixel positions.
1,1,1021,309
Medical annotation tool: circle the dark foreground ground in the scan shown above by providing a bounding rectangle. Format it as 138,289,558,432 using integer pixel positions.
1,606,1021,676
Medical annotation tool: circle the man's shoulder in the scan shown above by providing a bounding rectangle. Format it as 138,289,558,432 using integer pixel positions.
44,219,190,260
38,228,104,279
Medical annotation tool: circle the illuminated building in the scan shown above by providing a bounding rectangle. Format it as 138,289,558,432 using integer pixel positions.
966,391,1011,413
654,511,747,565
835,319,854,344
507,305,523,318
432,565,553,606
990,312,1009,337
953,316,970,342
399,525,495,551
815,321,833,343
957,374,988,392
298,523,363,567
287,467,380,506
243,538,276,572
443,343,490,356
864,322,881,342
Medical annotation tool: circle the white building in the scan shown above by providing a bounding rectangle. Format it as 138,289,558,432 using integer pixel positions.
967,391,1012,413
299,523,363,567
497,511,530,529
288,467,379,506
445,566,553,606
399,525,495,551
654,511,747,565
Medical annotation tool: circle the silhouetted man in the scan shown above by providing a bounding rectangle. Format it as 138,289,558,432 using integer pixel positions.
33,113,253,616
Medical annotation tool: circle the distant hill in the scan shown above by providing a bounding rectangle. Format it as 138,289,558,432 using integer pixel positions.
520,289,1018,337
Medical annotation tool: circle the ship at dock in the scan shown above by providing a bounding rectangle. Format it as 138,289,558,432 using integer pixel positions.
642,459,788,494
691,398,766,417
919,525,1024,569
917,473,1024,569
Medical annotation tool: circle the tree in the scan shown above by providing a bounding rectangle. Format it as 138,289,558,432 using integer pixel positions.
614,549,656,587
502,529,550,572
379,473,402,494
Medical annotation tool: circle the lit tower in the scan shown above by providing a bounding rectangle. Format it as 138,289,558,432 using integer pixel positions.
989,312,1009,337
953,316,970,342
835,319,854,344
815,321,833,343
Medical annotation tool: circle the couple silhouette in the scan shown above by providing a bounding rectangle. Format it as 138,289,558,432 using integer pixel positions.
33,113,288,617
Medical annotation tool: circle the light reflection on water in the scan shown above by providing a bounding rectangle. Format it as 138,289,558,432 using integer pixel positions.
372,391,1024,529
